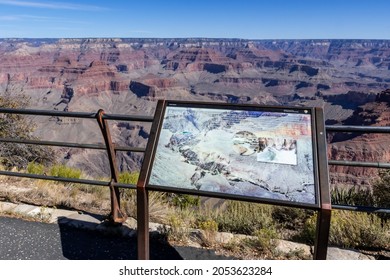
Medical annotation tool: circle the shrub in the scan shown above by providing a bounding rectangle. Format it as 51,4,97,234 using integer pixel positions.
272,206,311,230
196,219,219,247
214,200,275,235
299,210,389,249
49,164,82,179
118,171,139,185
329,210,389,249
0,93,54,169
372,170,390,209
331,186,374,207
27,162,45,175
197,219,218,232
171,194,200,210
250,227,279,253
165,209,196,242
299,213,317,245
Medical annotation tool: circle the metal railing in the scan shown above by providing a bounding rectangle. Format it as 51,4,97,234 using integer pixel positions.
0,108,389,217
326,125,390,214
0,107,154,223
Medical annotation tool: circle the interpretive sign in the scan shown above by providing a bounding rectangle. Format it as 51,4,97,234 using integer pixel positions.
137,100,330,259
146,101,321,208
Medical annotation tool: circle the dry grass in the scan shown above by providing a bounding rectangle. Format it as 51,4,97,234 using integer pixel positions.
0,172,171,225
122,190,174,224
0,175,111,215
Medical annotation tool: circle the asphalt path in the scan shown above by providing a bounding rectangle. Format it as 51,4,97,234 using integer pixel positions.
0,216,181,260
0,216,235,260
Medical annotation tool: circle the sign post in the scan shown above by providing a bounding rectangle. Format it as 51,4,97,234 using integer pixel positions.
314,108,332,260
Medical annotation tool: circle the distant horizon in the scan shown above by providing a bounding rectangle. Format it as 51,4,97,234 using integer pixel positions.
2,37,390,41
1,0,389,39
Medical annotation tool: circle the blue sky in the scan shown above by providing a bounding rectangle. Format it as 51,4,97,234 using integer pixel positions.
0,0,389,39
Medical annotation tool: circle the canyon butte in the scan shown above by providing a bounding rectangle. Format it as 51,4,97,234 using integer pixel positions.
1,38,390,190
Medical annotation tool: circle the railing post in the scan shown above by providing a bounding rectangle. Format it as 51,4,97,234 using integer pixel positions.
96,109,127,224
136,100,166,260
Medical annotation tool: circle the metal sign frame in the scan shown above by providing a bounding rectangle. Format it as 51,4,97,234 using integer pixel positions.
137,100,331,260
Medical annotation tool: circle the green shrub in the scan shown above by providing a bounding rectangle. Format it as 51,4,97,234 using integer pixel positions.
165,209,196,242
299,210,389,249
329,210,389,249
197,219,218,232
49,164,82,179
171,194,200,210
27,162,45,175
331,186,374,207
272,206,312,230
250,227,279,253
118,171,139,185
299,213,317,245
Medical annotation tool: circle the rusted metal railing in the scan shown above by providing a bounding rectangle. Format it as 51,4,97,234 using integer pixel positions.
0,107,153,224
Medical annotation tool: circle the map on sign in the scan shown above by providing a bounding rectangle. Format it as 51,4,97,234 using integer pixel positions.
149,103,317,205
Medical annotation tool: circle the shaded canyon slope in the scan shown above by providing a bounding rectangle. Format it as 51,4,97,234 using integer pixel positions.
1,38,390,188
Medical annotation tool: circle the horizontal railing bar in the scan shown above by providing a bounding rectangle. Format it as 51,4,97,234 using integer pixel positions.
0,170,138,190
332,204,390,214
0,108,154,122
103,113,154,122
328,160,390,169
115,146,146,152
326,125,390,133
0,137,106,150
0,137,146,152
0,108,97,118
112,182,137,189
0,170,110,186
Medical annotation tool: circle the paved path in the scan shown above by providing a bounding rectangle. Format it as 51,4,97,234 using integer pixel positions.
0,201,234,260
0,216,181,260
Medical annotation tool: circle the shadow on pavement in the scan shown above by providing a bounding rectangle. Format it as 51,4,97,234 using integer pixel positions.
57,216,183,260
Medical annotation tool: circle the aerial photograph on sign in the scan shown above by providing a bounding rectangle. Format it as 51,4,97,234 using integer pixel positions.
149,104,316,205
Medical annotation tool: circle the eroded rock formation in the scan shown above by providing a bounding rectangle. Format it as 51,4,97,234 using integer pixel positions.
0,38,389,188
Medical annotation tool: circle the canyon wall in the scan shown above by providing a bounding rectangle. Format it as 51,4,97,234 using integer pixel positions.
1,38,389,188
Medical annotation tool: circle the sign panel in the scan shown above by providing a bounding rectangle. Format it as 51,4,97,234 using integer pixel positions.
147,101,320,208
